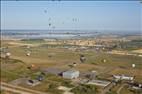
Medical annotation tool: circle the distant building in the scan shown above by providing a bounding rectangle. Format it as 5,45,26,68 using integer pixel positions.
113,75,134,81
87,80,111,87
129,82,142,90
63,70,79,79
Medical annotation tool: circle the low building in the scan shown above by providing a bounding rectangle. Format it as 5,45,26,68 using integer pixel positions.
113,75,134,81
132,84,142,90
129,82,142,90
87,80,111,87
63,70,79,79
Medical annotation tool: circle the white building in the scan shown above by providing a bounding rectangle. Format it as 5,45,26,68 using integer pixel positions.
113,75,134,81
63,70,79,79
87,80,111,87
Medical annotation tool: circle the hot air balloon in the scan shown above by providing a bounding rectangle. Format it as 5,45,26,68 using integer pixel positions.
26,51,31,56
5,52,11,58
80,54,86,63
132,64,136,68
44,9,47,13
49,23,51,27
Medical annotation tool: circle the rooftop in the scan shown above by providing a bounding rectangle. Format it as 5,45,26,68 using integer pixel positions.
64,70,79,74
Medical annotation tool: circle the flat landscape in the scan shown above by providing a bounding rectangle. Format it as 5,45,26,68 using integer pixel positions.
1,1,142,94
1,36,142,94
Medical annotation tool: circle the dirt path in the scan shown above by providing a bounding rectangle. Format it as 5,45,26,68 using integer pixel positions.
1,82,49,94
101,82,115,94
117,84,126,94
1,86,32,94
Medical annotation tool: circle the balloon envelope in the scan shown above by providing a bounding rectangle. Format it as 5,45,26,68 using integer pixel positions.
132,64,135,68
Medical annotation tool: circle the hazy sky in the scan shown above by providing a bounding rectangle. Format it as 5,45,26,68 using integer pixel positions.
1,1,142,31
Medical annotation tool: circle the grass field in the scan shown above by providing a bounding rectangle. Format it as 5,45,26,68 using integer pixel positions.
1,40,142,94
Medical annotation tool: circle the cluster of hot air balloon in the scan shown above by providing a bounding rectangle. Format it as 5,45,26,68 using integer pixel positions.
43,7,79,33
72,18,79,22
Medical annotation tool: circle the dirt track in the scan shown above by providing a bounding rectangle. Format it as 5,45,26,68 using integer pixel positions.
1,82,49,94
